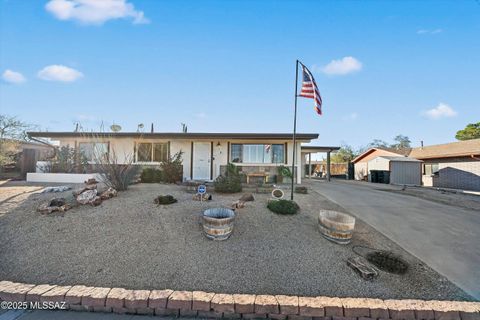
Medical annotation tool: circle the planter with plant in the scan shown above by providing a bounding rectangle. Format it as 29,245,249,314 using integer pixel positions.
277,165,293,184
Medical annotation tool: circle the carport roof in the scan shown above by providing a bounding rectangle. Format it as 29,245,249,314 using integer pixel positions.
301,146,340,153
376,156,422,162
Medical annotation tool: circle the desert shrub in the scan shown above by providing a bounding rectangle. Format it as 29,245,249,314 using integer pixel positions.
93,145,139,191
214,163,242,193
267,199,299,215
141,167,163,183
160,151,183,183
51,146,88,173
154,195,177,205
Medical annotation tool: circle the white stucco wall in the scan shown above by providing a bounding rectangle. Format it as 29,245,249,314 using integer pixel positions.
55,137,306,183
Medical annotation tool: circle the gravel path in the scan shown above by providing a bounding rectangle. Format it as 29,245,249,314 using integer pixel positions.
0,182,473,301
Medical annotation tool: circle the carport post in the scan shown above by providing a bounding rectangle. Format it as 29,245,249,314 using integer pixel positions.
308,153,312,179
326,151,331,181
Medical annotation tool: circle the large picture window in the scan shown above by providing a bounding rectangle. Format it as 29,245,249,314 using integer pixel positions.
137,142,168,162
230,144,285,164
78,142,109,162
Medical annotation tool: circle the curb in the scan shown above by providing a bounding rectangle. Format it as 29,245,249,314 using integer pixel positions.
0,281,479,319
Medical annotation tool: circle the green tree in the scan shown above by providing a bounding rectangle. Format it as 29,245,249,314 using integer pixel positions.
0,115,31,169
455,122,480,141
367,139,390,148
391,134,411,149
331,144,356,163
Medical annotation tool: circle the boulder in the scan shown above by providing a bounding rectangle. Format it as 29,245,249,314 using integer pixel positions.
37,198,71,214
76,189,98,205
100,187,117,200
239,193,255,202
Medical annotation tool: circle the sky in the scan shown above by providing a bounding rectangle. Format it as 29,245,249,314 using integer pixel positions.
1,0,479,150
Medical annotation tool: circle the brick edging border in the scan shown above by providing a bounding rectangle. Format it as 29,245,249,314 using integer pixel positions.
0,281,478,319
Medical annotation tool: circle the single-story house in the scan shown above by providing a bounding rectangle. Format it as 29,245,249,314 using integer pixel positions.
367,156,422,185
351,147,411,180
409,139,480,191
27,131,320,184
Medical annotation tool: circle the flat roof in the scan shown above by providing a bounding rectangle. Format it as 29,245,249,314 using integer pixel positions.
377,156,422,162
27,132,319,141
301,146,340,153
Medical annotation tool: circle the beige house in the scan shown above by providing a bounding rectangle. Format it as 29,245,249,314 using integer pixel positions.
409,139,480,191
353,139,480,191
28,131,319,184
351,147,411,180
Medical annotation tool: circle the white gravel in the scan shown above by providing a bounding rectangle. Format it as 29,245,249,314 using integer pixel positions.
0,182,473,301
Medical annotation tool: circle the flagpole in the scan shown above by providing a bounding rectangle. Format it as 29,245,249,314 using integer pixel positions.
291,60,299,201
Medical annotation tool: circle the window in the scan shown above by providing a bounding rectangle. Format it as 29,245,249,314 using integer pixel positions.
137,142,168,162
78,142,109,162
424,163,439,176
231,144,242,163
230,144,285,164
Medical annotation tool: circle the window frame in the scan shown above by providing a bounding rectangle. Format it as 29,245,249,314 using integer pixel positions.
136,141,170,163
229,143,286,164
78,141,110,162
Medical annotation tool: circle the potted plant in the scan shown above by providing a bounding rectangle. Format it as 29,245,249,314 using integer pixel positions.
277,165,293,184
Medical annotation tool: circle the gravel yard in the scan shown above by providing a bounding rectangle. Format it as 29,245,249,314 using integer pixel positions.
0,182,473,301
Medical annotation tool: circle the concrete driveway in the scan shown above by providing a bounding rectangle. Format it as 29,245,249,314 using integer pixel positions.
308,179,480,300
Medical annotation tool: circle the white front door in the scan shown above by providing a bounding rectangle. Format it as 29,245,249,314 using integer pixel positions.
193,142,211,180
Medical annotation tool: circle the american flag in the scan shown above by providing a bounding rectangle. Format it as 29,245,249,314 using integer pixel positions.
299,64,322,115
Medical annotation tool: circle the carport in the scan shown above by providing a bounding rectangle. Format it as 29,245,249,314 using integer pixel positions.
301,146,340,181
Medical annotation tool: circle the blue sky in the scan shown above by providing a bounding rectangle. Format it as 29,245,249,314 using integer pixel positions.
1,0,479,149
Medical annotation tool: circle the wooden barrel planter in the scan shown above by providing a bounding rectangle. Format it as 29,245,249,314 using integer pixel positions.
318,210,355,244
202,208,235,241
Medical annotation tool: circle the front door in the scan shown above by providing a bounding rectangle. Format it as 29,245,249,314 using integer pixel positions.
193,142,211,180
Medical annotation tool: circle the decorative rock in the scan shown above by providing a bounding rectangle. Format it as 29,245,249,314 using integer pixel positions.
39,285,72,303
37,198,71,214
239,193,255,202
82,287,111,307
149,289,173,309
106,288,130,309
299,297,325,317
26,284,56,302
99,187,117,200
0,282,35,302
155,308,180,316
317,297,343,317
167,290,193,310
341,298,371,318
90,196,102,206
255,295,279,314
233,294,256,314
124,290,150,309
76,189,98,205
365,299,390,319
212,293,235,313
65,285,95,306
347,256,378,280
192,291,215,311
385,299,417,320
276,295,299,315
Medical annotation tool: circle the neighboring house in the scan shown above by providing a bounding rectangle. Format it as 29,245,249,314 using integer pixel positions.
367,156,422,185
409,139,480,191
0,139,54,175
351,147,411,180
27,131,319,184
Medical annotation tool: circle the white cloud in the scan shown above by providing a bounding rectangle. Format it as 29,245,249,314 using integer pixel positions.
423,103,457,119
37,65,83,82
417,28,443,35
45,0,149,25
2,69,26,84
319,56,362,75
195,112,207,119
